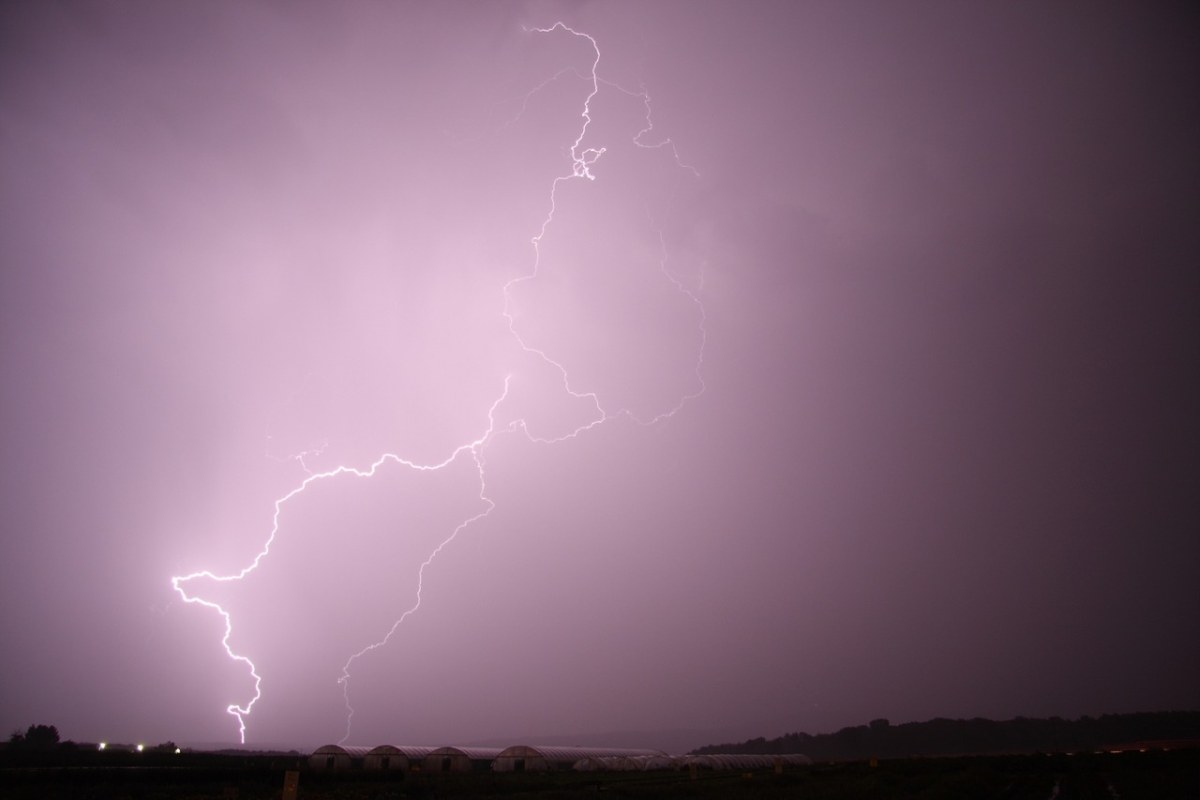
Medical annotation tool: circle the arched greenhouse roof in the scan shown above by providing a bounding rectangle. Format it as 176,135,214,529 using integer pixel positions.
497,745,665,763
311,744,371,759
427,745,504,759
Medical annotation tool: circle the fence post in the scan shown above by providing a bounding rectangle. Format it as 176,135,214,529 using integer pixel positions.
282,769,300,800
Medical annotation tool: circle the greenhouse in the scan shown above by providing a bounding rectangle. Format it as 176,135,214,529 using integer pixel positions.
309,744,370,771
308,744,811,774
363,744,436,771
492,745,666,772
421,746,504,772
572,753,813,771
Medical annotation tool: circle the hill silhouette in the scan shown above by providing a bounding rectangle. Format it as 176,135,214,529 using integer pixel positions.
693,711,1200,760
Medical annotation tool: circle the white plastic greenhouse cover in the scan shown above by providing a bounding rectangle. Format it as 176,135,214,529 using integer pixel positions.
682,753,812,770
493,745,666,771
573,753,812,772
427,745,504,759
311,744,371,758
309,744,371,770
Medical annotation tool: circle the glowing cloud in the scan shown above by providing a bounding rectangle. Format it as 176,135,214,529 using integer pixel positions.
171,21,706,744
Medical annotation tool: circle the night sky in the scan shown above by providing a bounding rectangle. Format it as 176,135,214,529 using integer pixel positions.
1,1,1197,753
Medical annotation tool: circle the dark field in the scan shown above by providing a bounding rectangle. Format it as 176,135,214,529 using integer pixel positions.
2,749,1198,800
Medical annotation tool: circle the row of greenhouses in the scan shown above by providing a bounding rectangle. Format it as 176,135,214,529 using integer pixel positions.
309,744,811,773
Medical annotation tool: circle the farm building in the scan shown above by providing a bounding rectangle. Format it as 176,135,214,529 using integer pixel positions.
309,744,370,771
492,745,666,772
421,746,503,772
363,745,435,771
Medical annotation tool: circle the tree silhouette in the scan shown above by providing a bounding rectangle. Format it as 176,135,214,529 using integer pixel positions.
9,724,60,750
693,711,1200,759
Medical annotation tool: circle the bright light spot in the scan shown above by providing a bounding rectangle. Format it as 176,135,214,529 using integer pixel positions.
136,744,144,752
175,747,182,754
98,742,107,751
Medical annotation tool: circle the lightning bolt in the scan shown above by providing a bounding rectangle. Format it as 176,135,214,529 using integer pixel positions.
171,21,706,746
171,379,510,743
503,23,705,437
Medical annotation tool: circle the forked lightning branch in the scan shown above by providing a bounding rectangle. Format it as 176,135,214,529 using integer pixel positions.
171,22,706,745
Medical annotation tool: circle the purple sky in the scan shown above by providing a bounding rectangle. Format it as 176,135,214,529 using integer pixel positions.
2,2,1197,753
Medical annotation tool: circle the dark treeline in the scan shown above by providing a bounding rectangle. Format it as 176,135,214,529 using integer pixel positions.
694,711,1200,760
6,725,61,751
